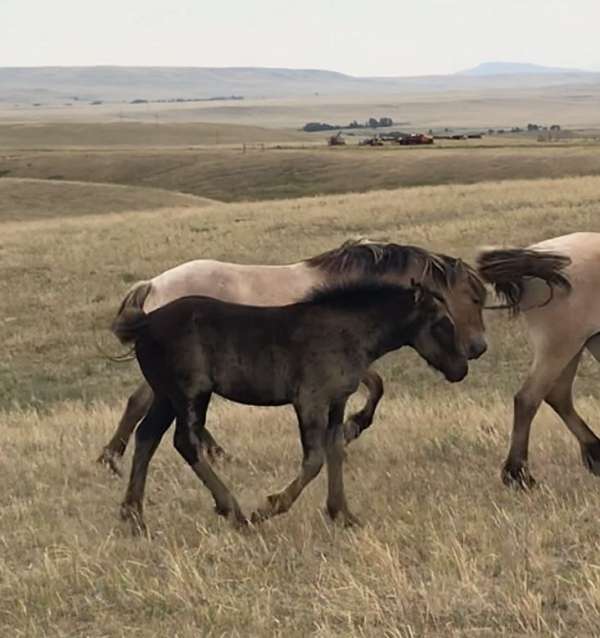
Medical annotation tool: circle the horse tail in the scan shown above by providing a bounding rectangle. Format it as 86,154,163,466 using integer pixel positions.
111,280,152,345
111,306,148,345
476,246,571,313
114,280,153,317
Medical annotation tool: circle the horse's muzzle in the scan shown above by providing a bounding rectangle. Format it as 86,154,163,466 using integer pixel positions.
444,361,468,383
467,339,487,360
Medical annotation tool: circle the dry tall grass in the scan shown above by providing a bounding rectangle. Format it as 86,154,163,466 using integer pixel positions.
4,395,600,637
2,175,600,635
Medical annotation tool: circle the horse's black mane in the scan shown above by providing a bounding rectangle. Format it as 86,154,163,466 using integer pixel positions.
302,280,445,309
306,239,486,302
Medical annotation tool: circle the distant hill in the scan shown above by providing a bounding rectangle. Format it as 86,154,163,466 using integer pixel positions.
459,61,589,76
0,67,370,103
1,65,599,104
0,177,215,221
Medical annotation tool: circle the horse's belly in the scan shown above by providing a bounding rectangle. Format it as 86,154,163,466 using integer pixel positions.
213,367,291,407
215,384,290,407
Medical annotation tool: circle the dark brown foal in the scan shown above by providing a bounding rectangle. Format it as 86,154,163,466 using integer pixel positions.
113,281,468,532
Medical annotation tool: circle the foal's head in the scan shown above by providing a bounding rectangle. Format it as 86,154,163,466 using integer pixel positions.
409,284,469,383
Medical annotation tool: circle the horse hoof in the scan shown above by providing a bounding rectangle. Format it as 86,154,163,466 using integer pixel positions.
213,501,249,527
250,494,284,524
501,463,537,490
232,512,250,529
97,449,123,477
343,418,361,444
120,504,148,536
581,441,600,476
326,506,362,528
214,503,231,518
250,508,268,525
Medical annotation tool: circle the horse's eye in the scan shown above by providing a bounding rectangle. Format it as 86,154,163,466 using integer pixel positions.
471,297,481,306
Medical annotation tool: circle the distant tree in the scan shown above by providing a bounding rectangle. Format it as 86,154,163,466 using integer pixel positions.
302,122,336,132
368,117,379,128
378,117,393,127
550,124,561,131
527,123,539,131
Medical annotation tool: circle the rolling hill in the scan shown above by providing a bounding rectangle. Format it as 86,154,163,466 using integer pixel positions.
0,177,216,221
2,65,600,105
459,61,589,76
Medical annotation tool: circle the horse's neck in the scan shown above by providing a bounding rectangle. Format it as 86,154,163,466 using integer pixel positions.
369,311,419,360
334,300,418,362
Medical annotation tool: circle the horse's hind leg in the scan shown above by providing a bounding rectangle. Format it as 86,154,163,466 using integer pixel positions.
325,400,359,526
343,369,384,444
98,381,227,474
98,381,154,475
545,349,600,475
252,402,327,523
173,394,246,526
503,341,584,489
120,396,175,534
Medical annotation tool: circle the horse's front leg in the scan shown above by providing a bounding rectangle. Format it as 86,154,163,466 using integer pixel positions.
252,402,327,523
343,369,384,444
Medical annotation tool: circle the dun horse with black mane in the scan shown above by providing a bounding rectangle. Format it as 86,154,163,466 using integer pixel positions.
112,281,468,531
100,239,487,474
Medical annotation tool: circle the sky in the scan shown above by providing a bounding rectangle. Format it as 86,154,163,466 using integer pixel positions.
2,0,600,76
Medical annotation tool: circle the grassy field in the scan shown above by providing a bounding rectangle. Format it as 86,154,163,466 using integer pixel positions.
4,86,600,130
0,121,308,147
3,172,600,635
0,178,216,221
3,139,600,202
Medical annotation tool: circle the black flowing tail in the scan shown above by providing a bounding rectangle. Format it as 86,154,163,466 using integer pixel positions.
476,247,571,313
111,307,148,345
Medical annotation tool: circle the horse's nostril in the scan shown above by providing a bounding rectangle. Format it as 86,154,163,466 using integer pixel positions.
469,342,487,359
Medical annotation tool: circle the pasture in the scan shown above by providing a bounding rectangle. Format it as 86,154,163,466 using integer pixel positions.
3,138,600,203
4,85,600,130
3,171,600,636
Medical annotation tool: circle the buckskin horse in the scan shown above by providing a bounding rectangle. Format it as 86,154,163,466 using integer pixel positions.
478,232,600,487
99,239,488,474
112,281,468,531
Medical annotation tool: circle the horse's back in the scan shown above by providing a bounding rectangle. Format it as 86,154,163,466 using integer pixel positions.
524,232,600,344
145,260,233,313
531,232,600,265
